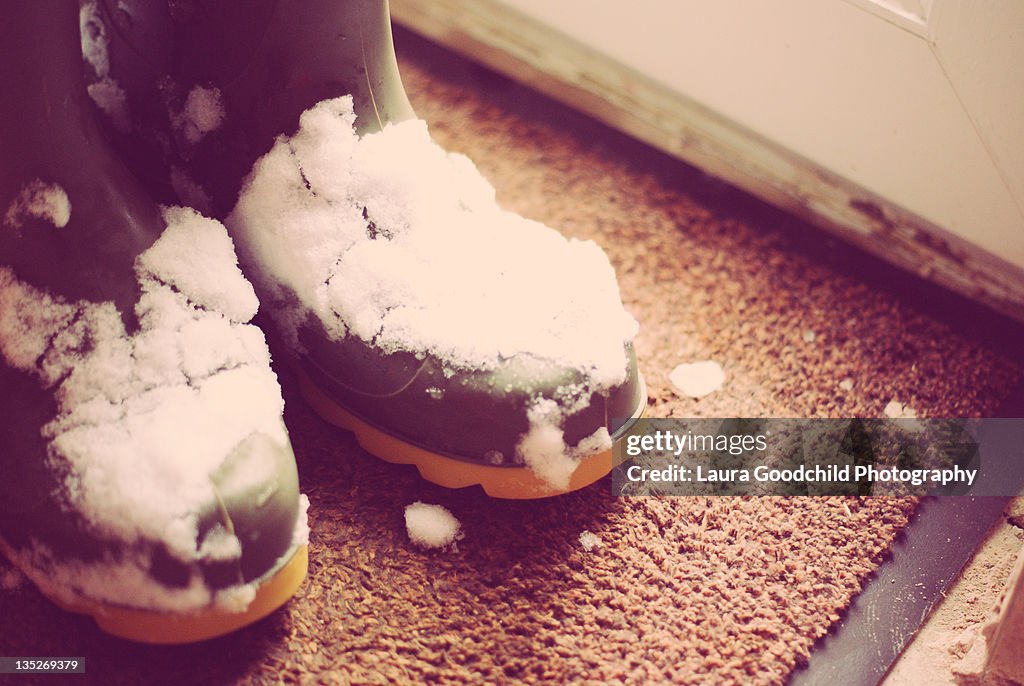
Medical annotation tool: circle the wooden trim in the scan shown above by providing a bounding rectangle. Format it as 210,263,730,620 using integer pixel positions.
391,0,1024,322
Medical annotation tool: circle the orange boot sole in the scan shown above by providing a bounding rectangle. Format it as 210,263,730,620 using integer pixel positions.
1,539,308,644
294,363,645,499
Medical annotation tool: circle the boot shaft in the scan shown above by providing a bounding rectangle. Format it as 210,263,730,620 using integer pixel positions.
102,0,415,216
0,0,161,311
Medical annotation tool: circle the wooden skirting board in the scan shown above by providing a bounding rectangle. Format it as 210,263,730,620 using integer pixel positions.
391,0,1024,323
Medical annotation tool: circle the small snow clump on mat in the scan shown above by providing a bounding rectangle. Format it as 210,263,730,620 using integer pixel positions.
884,400,917,419
405,502,462,549
4,180,71,230
669,360,724,398
0,204,293,612
579,530,602,552
229,96,638,488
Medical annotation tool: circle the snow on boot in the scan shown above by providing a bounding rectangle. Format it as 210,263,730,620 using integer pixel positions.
0,1,307,643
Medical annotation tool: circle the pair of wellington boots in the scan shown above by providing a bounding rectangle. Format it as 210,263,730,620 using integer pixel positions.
0,0,644,643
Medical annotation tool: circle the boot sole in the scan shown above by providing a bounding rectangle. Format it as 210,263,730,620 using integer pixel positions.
294,362,646,499
1,538,308,644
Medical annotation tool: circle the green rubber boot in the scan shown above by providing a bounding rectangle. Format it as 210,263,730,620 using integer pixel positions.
1,1,307,643
95,0,646,498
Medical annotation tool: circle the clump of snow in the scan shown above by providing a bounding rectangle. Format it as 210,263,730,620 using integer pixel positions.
137,206,258,321
88,78,132,134
669,360,724,399
79,2,131,134
198,524,243,563
802,330,817,343
517,399,575,491
404,502,462,549
79,1,109,79
575,426,613,455
292,494,311,547
839,378,854,392
579,530,602,552
0,205,295,612
517,408,614,491
4,180,71,230
0,269,77,370
175,86,225,145
483,450,505,465
214,584,257,613
884,399,917,419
